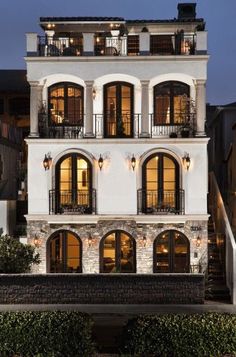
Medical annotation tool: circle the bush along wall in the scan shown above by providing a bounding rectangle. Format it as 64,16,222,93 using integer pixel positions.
122,313,236,357
0,311,95,357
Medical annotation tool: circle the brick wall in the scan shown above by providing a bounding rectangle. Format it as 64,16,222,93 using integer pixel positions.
0,274,205,304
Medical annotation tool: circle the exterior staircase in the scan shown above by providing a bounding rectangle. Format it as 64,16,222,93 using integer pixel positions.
206,218,231,302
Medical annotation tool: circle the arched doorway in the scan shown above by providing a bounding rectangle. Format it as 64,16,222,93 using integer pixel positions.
48,230,82,273
104,82,134,138
154,230,190,273
53,153,93,214
140,152,183,214
100,230,136,273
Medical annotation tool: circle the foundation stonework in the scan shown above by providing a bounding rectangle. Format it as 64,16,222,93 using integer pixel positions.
27,218,208,274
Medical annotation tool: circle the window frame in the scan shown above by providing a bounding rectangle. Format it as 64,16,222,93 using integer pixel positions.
100,230,136,273
48,82,84,126
153,230,190,273
153,81,190,125
55,153,92,214
104,81,134,138
47,230,82,273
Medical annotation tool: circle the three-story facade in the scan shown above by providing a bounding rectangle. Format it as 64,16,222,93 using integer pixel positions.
25,3,209,276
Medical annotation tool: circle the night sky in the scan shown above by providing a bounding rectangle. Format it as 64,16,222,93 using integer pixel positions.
0,0,235,105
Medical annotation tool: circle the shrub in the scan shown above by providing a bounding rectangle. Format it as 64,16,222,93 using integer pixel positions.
122,313,236,357
0,234,40,273
0,311,95,357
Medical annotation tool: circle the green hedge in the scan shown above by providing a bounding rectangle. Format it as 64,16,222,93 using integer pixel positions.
122,313,236,357
0,311,95,357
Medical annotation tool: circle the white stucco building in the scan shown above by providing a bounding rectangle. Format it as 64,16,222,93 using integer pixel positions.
25,3,209,277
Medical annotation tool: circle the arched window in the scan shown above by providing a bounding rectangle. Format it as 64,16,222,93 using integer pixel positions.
100,231,136,273
104,82,134,138
154,230,190,273
52,153,93,214
48,82,84,125
140,153,184,214
48,230,82,273
154,81,190,125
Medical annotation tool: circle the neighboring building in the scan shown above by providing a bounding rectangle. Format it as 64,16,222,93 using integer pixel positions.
207,102,236,202
0,70,30,234
226,123,236,235
25,3,209,278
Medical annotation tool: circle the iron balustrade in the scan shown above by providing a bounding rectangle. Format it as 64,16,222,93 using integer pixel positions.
150,34,196,55
49,189,96,215
38,112,196,139
36,34,197,57
38,36,83,56
137,189,185,215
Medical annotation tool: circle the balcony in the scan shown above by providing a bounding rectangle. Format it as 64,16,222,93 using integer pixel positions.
137,189,185,215
38,111,196,139
49,189,96,215
33,33,200,57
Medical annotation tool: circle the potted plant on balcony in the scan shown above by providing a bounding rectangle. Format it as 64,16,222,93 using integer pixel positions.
180,121,192,138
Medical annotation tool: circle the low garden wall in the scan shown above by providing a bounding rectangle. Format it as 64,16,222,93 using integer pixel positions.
0,273,205,304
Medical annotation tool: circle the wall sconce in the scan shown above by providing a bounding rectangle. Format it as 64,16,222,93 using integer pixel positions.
34,235,42,248
182,153,191,171
92,88,96,100
196,236,201,248
88,234,93,248
43,153,52,171
142,235,147,247
131,154,136,171
98,154,104,170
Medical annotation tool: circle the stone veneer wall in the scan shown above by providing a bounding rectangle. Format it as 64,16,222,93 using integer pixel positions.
0,274,205,304
27,219,208,274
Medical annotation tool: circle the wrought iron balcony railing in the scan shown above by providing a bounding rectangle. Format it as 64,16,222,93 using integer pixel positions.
49,189,96,215
137,189,185,215
38,110,196,139
36,34,196,57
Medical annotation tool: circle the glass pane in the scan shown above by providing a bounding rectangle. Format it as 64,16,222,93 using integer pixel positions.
146,156,158,169
49,86,65,124
60,157,72,199
66,232,81,272
155,233,169,272
50,233,63,273
120,233,135,273
103,233,116,273
155,96,170,124
106,86,117,136
174,232,189,272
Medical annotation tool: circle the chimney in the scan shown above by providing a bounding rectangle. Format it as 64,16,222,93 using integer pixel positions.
177,3,196,20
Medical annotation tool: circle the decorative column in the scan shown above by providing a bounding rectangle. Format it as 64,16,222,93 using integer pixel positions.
140,80,150,137
29,81,42,137
195,79,206,136
84,80,94,137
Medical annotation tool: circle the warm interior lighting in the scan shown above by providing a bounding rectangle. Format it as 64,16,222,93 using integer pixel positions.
182,153,191,170
92,88,96,100
98,155,104,170
196,236,201,248
34,235,42,248
88,234,93,248
142,235,147,247
43,153,52,171
131,154,136,171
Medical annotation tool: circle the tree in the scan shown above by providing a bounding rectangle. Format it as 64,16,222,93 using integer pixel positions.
0,234,40,273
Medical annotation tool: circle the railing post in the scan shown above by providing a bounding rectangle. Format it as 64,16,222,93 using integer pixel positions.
139,31,150,55
83,33,94,56
28,81,43,137
196,31,208,55
84,80,94,137
194,79,206,136
140,80,150,137
26,33,38,56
